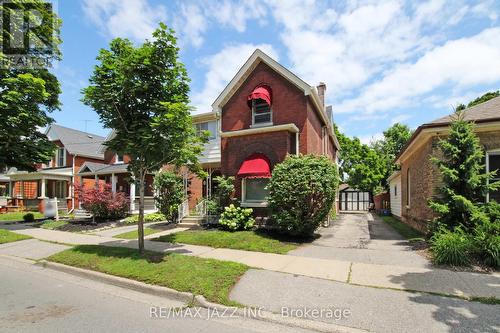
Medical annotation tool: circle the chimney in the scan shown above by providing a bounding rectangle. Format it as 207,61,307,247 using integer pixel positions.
317,82,326,107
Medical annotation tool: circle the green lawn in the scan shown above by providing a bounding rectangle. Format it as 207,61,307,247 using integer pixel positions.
114,227,160,239
0,229,32,244
40,220,69,230
0,212,43,222
48,245,248,306
380,215,425,240
154,230,300,254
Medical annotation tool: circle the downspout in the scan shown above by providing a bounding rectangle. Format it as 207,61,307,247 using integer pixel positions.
295,132,299,156
69,154,76,213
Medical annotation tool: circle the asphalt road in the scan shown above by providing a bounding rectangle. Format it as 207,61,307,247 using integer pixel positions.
0,256,314,333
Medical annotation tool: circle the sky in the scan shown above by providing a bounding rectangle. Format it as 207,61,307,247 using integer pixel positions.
52,0,500,143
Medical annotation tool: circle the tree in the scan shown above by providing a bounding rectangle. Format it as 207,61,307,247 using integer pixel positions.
267,155,339,237
153,171,184,222
372,123,413,189
335,126,385,193
429,112,499,231
466,91,499,108
0,1,62,171
82,24,206,253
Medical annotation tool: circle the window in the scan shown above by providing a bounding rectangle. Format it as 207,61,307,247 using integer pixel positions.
115,154,124,164
252,99,272,125
57,148,65,167
406,168,411,207
242,178,269,204
394,185,397,197
487,153,500,202
195,121,217,140
55,181,67,198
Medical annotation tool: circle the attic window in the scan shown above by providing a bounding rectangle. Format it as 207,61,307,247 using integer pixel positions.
115,154,124,164
248,86,272,126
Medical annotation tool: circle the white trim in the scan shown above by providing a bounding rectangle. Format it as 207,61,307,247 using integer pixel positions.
486,149,500,203
251,99,272,126
57,147,66,167
220,123,299,138
115,154,124,164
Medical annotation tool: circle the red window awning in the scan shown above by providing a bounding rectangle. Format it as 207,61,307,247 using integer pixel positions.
247,86,272,106
237,153,271,178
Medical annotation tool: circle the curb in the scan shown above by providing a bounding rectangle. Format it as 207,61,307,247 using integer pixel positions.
37,259,366,333
36,260,194,304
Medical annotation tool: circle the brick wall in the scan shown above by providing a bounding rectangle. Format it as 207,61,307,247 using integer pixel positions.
400,137,438,233
400,129,500,232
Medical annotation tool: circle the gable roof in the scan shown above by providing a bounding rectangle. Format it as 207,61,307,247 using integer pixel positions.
395,96,500,164
46,124,106,160
211,49,339,150
429,96,500,125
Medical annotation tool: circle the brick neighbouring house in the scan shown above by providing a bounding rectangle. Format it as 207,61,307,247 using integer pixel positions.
3,124,107,213
186,49,340,217
393,96,500,232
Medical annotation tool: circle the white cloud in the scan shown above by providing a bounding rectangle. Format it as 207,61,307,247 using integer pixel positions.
82,0,167,41
208,0,268,32
174,3,207,48
191,43,279,113
358,132,384,145
336,27,500,114
391,114,412,125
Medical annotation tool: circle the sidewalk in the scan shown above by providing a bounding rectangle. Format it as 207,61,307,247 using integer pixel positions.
9,227,500,299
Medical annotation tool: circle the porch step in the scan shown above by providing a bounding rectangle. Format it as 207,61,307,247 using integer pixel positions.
178,215,205,229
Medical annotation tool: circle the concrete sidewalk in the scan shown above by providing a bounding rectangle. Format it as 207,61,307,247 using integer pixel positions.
8,227,500,299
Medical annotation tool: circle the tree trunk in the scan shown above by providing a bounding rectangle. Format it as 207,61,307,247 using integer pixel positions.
137,171,146,253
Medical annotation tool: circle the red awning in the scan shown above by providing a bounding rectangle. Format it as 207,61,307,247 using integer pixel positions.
237,153,271,178
247,86,272,106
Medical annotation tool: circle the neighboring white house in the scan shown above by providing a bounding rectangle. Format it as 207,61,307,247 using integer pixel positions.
388,171,402,218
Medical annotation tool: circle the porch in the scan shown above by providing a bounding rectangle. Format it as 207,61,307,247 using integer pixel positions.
5,168,73,213
77,162,156,213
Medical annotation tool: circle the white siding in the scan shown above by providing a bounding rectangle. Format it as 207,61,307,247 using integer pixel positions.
389,175,402,218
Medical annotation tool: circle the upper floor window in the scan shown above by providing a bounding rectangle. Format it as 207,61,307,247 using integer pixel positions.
195,121,217,140
115,154,124,164
57,147,66,167
252,98,272,125
487,152,500,202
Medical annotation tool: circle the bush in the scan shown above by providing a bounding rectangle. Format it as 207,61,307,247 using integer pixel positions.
207,176,235,215
76,184,129,221
144,212,167,222
267,155,338,237
219,204,255,231
472,204,500,267
430,227,474,266
123,212,167,224
153,171,184,222
23,213,35,222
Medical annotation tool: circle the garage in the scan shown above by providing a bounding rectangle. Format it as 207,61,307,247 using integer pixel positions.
338,185,372,211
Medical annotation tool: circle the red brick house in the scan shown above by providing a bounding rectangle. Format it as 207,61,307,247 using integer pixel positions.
393,96,500,232
187,49,339,216
4,124,106,213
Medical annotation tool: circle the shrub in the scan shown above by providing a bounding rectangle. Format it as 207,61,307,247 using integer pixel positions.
23,213,35,222
267,155,339,237
76,184,129,221
472,204,500,267
144,212,167,222
430,227,473,266
123,212,167,224
207,176,235,215
153,171,184,222
219,204,255,231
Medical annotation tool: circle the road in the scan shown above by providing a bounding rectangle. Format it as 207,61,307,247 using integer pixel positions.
0,256,314,333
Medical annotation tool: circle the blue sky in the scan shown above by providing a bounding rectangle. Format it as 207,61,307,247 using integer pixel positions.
52,0,500,143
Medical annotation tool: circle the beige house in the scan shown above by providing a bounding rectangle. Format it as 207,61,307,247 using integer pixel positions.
394,96,500,232
388,171,402,218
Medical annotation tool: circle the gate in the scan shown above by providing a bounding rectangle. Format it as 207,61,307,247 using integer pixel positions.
339,186,371,211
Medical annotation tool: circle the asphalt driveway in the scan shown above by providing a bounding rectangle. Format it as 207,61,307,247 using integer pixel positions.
289,213,430,268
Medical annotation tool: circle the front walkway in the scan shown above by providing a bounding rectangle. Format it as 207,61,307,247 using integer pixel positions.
289,213,430,268
3,225,499,299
